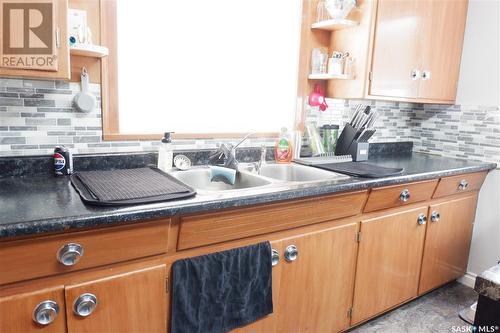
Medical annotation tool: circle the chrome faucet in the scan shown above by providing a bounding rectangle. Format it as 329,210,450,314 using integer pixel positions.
208,133,254,171
256,144,267,174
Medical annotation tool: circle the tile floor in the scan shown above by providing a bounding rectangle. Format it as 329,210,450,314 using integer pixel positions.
349,282,477,333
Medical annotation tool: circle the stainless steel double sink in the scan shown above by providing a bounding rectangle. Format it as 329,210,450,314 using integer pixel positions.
170,163,349,193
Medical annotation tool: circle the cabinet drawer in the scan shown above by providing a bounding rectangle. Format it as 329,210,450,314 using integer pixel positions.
433,172,487,198
364,180,438,213
178,191,368,250
0,220,169,285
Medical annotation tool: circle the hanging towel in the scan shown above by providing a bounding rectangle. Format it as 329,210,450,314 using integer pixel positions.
171,242,273,333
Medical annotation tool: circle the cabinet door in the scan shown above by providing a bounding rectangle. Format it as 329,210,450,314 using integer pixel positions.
231,241,283,333
0,286,66,333
419,195,478,294
417,0,468,101
352,207,427,324
369,0,423,99
275,222,359,333
65,265,167,333
0,0,70,79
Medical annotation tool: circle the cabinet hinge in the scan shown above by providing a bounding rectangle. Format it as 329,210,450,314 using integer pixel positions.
356,232,361,243
166,277,170,294
368,71,373,81
347,307,353,318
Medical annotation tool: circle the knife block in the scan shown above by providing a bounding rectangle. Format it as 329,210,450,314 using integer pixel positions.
348,141,369,161
334,124,369,161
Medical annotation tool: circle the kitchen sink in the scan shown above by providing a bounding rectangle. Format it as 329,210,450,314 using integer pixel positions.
256,163,349,182
170,168,272,191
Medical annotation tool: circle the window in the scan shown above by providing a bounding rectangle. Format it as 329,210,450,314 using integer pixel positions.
102,0,303,139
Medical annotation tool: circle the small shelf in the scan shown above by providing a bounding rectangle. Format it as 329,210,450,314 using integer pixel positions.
311,19,358,31
308,73,353,80
70,44,109,58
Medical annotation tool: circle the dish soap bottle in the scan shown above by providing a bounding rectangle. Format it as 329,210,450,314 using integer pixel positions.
158,132,174,171
275,127,293,164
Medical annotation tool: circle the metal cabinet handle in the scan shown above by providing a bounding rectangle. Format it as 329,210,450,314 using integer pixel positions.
399,189,411,202
459,179,469,190
73,293,98,317
431,211,440,222
417,213,427,225
33,300,59,326
411,69,421,80
284,245,298,262
57,243,84,266
422,70,431,80
271,249,280,266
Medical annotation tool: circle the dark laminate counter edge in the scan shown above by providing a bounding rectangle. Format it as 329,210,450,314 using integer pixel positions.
0,159,495,240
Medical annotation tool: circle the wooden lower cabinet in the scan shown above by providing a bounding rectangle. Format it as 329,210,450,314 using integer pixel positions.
275,222,359,333
351,207,428,324
419,195,478,294
65,265,167,333
0,286,67,333
0,264,167,333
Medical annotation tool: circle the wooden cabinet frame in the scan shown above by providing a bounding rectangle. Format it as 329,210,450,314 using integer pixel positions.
295,0,469,128
0,171,488,333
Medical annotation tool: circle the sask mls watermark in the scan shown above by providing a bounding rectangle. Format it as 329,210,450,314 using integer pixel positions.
1,2,57,70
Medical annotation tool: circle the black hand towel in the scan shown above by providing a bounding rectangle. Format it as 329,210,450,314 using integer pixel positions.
171,242,273,333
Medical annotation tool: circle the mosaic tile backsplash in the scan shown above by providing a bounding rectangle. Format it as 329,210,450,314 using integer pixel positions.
307,99,500,164
0,77,499,165
0,77,276,157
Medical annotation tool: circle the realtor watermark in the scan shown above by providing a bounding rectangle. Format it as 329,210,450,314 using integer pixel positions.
452,325,500,333
2,2,56,69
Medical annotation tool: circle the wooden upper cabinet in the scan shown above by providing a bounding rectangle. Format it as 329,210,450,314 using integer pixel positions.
64,265,167,333
369,0,422,99
417,0,468,101
419,194,478,294
0,0,70,79
276,222,359,333
352,206,428,324
368,0,468,103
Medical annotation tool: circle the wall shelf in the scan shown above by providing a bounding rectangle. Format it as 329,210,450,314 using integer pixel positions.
311,19,358,31
308,73,353,80
70,44,109,58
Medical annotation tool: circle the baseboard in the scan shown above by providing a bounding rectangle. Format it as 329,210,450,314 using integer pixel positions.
458,272,477,288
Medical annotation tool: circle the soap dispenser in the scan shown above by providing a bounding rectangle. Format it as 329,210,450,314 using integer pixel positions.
158,132,174,172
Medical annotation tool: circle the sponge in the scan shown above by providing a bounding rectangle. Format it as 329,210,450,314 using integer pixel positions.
210,166,237,185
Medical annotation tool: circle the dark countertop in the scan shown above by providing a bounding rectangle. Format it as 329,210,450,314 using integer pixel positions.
475,263,500,301
0,152,495,240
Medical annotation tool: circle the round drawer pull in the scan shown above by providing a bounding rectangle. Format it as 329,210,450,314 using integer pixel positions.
417,213,427,225
399,189,411,202
57,243,84,266
431,211,440,222
74,293,98,317
459,179,469,190
284,245,298,262
271,249,280,266
33,300,59,326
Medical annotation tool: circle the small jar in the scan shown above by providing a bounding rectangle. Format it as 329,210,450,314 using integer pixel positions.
328,57,344,75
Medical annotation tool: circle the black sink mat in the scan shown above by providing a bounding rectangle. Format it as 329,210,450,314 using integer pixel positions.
71,167,195,206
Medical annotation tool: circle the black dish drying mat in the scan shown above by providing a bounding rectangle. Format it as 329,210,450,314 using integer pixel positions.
70,167,196,206
313,162,404,178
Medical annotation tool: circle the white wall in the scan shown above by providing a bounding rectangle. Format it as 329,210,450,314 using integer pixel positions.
456,0,500,106
455,0,500,285
467,170,500,275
